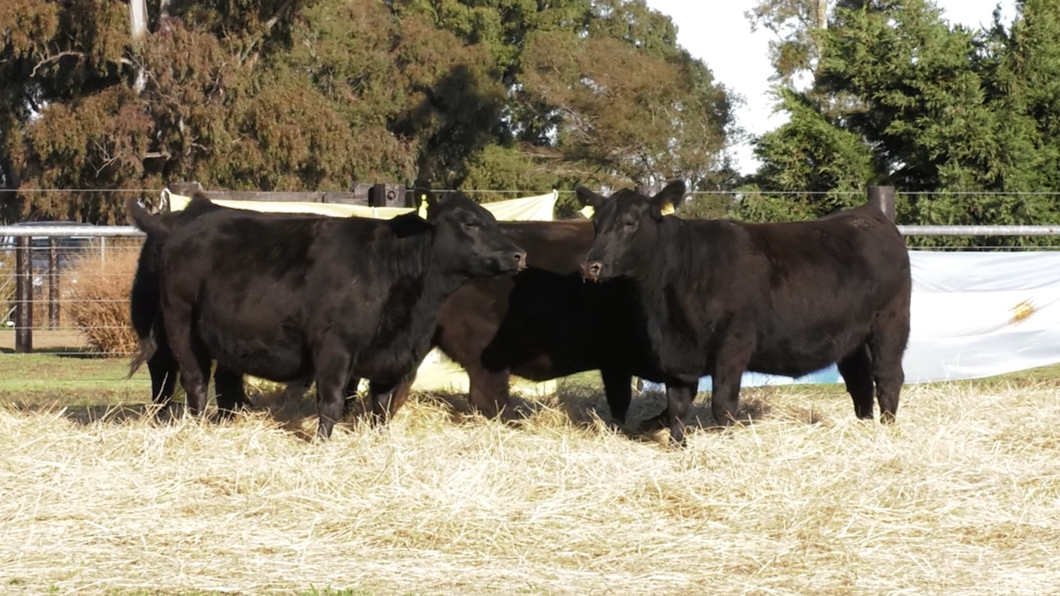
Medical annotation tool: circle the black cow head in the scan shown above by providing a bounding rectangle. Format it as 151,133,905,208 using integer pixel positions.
575,180,686,282
423,191,527,277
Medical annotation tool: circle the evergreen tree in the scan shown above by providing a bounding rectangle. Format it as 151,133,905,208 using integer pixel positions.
747,0,1060,245
1,0,737,222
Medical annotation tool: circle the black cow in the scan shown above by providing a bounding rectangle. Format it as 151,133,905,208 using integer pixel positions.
126,192,526,439
578,181,912,445
127,197,254,416
128,198,364,418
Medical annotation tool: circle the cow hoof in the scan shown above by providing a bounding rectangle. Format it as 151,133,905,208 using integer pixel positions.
499,408,525,425
638,412,667,434
151,407,173,424
668,425,688,447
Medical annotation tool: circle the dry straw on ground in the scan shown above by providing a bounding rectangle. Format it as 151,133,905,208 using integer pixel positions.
2,382,1060,595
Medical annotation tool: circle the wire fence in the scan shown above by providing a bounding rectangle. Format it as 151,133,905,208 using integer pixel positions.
4,226,1060,362
0,236,141,358
3,186,1060,364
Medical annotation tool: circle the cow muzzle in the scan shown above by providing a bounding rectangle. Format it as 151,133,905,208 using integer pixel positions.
512,250,528,271
581,260,603,282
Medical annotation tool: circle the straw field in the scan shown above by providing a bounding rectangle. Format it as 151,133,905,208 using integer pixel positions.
2,377,1060,595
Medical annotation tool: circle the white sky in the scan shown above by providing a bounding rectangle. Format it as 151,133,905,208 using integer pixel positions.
643,0,1018,175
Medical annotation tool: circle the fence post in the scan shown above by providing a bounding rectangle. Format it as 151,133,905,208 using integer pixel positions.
48,238,59,329
868,186,896,222
367,183,407,207
14,237,32,353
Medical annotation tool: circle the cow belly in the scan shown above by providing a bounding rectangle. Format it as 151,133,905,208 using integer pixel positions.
487,333,604,380
747,352,842,379
349,345,424,383
197,309,311,382
748,325,868,378
509,355,568,381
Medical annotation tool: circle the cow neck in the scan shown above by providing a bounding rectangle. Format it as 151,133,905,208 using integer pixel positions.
631,216,697,352
412,245,471,334
370,227,469,362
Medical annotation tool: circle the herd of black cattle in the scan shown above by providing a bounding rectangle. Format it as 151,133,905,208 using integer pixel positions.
125,181,912,446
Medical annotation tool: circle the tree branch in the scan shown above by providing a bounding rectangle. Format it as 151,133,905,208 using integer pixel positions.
239,0,299,65
31,51,84,78
31,51,135,78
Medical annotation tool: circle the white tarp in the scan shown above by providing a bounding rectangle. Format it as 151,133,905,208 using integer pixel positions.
645,250,1060,391
165,189,560,222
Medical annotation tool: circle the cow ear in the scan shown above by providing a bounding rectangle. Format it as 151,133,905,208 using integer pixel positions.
652,180,685,218
575,186,606,209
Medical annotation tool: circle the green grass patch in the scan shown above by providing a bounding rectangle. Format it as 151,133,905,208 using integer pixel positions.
0,353,151,410
0,352,1059,415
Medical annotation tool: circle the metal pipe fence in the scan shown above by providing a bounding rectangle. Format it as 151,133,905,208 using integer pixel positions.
1,231,143,355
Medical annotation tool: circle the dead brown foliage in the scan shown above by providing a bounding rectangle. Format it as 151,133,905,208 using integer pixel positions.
65,243,140,355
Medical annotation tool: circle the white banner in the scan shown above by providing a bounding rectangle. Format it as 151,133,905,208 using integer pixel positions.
644,250,1060,391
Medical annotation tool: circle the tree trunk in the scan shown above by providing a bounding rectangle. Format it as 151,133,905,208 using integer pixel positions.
128,0,148,93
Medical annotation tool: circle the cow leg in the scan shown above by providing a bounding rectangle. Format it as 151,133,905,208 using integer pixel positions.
314,348,352,440
385,377,415,417
600,368,633,427
466,364,511,419
278,376,358,416
214,365,251,420
368,381,400,424
838,344,875,420
341,376,360,418
664,382,697,446
710,343,752,428
163,302,211,418
870,304,910,424
146,344,179,416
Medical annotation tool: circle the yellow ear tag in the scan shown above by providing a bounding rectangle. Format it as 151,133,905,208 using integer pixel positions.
418,194,428,219
580,203,672,218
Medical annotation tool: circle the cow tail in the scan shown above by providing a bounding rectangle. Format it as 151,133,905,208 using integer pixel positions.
125,197,169,379
126,244,162,379
125,197,171,242
126,336,157,380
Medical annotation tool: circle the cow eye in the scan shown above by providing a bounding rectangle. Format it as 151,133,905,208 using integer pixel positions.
463,221,481,230
623,220,636,230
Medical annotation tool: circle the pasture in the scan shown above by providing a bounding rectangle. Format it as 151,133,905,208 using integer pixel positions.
1,355,1059,595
